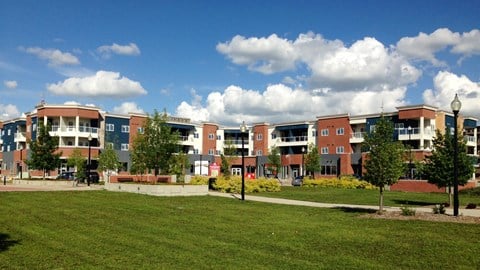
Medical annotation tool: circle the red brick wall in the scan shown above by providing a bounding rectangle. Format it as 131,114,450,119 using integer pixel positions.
391,180,477,193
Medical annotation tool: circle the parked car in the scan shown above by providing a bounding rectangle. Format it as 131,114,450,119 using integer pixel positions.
56,171,75,180
291,176,304,186
77,171,100,183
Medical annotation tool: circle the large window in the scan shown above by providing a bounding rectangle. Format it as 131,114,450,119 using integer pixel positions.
336,146,344,154
121,144,129,151
321,164,337,175
106,124,114,132
336,128,344,135
121,125,130,133
321,147,328,154
321,129,329,136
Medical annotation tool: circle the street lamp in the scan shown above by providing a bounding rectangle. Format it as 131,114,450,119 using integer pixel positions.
19,145,23,180
87,134,92,186
451,93,461,217
408,126,412,179
240,121,247,201
301,146,305,177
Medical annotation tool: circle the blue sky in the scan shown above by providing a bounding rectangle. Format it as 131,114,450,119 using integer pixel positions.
1,0,479,125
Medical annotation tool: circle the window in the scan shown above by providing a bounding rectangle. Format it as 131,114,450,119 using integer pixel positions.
256,133,263,140
256,150,263,156
33,123,37,132
106,124,114,132
137,127,144,134
7,129,11,136
321,164,337,175
107,142,114,149
208,149,214,155
312,130,317,137
7,145,10,152
321,147,328,154
336,128,344,135
121,125,130,133
208,133,214,140
194,133,199,138
216,150,222,155
217,135,221,140
193,149,199,154
321,129,329,136
370,125,376,132
336,146,344,154
121,144,129,151
271,133,277,139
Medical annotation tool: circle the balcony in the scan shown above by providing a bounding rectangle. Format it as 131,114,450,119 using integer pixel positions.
465,135,476,147
50,125,99,139
276,135,308,146
14,132,27,142
349,132,365,143
398,127,433,141
224,139,244,146
178,135,194,145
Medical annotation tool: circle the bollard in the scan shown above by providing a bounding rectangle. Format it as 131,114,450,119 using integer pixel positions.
3,175,6,185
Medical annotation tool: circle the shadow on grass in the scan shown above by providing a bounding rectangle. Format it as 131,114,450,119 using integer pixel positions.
0,233,20,252
392,200,437,206
333,207,377,214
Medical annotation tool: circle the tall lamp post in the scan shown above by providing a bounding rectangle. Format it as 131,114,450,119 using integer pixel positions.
301,146,305,177
407,126,412,179
19,145,23,180
451,94,461,217
87,134,92,186
240,121,247,201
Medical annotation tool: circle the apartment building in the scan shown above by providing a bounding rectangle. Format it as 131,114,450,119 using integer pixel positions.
0,102,478,181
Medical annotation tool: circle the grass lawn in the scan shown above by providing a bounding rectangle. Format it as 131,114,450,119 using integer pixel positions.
255,186,480,207
1,191,479,269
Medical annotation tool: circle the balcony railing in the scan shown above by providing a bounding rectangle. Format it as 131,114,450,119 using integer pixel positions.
278,136,308,142
51,125,99,134
14,132,27,142
224,139,244,145
349,132,365,143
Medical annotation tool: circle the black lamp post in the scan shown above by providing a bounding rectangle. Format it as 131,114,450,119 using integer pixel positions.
19,145,23,180
408,126,412,179
301,146,305,177
451,94,461,216
87,134,92,186
240,121,247,201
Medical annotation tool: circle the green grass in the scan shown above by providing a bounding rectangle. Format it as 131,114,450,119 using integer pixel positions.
1,191,479,269
254,186,480,207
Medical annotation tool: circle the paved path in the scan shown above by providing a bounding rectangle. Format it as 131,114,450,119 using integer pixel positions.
0,183,103,192
208,191,480,217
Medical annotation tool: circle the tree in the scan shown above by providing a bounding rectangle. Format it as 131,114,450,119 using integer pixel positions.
304,143,321,178
421,130,474,203
220,154,231,178
363,116,406,212
98,143,120,183
169,152,190,182
267,145,281,177
67,148,86,180
26,122,62,179
130,110,179,176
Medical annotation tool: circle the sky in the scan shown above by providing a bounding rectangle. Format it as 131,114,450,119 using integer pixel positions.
1,0,480,126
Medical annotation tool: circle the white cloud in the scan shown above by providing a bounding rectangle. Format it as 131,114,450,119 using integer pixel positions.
423,71,480,119
218,32,421,92
47,70,147,98
97,43,141,58
0,104,21,121
216,34,298,74
23,47,80,66
4,80,17,89
176,84,406,125
112,102,145,114
63,101,81,105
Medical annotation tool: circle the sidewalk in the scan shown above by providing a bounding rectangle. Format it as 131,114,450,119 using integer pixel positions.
208,191,480,217
0,182,103,192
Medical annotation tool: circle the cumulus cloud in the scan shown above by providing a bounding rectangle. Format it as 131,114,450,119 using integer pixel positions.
423,71,480,119
23,47,80,66
0,104,21,121
4,80,17,89
47,70,147,98
217,32,421,91
176,84,406,125
112,102,145,114
97,43,141,58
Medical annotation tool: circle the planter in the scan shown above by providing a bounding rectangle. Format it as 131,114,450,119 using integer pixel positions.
104,183,208,197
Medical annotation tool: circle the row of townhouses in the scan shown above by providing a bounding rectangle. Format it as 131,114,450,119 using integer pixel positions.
1,102,479,181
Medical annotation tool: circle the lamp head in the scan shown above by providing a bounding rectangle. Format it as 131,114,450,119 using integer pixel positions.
240,121,247,133
450,93,462,112
88,133,92,141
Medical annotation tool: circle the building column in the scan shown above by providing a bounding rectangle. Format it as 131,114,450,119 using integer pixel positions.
419,116,424,149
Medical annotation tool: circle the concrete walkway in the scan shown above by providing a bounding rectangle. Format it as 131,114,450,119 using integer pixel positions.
208,191,480,217
0,182,103,192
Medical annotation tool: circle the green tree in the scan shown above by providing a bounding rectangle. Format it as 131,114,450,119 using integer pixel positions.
169,152,190,182
67,148,86,180
220,154,231,178
267,145,281,177
130,110,179,176
26,122,62,179
363,116,406,212
422,130,474,203
98,143,120,183
304,143,321,178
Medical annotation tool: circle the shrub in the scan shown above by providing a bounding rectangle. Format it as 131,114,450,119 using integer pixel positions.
213,176,280,193
400,205,416,216
432,204,446,214
466,203,477,209
190,175,209,185
302,176,376,190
